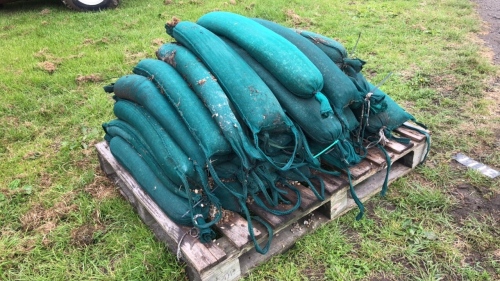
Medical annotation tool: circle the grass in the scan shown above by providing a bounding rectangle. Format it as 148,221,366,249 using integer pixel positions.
1,0,499,280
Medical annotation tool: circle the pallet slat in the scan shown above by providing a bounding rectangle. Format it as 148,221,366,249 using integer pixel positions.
394,126,426,142
215,213,261,249
385,139,414,154
348,160,373,179
365,147,394,166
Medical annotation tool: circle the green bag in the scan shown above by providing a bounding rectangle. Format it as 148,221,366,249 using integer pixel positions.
364,84,415,134
113,100,197,187
221,37,338,147
156,43,262,169
105,74,206,168
198,11,323,99
254,18,363,137
103,119,190,199
298,29,347,66
109,136,215,243
133,59,233,158
155,43,304,214
297,29,387,115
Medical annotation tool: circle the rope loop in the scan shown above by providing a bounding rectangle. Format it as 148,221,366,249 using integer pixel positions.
176,227,199,260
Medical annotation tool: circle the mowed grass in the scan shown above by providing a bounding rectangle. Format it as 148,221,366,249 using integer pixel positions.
0,0,499,280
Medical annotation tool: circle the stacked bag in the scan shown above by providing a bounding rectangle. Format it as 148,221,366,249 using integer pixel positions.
101,12,430,254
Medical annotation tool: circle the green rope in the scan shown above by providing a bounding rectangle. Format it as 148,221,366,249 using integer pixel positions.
314,92,334,118
313,140,339,158
251,182,302,216
346,169,364,220
240,201,273,254
376,144,392,197
402,124,431,163
293,168,325,201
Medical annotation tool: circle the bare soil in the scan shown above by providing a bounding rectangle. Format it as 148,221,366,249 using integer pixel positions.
475,0,500,64
449,183,500,223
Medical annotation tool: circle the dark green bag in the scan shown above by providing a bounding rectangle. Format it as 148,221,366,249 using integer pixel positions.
103,119,190,199
133,59,233,158
198,11,323,99
363,84,415,134
109,136,215,243
105,74,206,168
298,29,347,66
156,43,262,169
113,100,197,187
297,29,387,115
254,19,362,125
221,37,339,146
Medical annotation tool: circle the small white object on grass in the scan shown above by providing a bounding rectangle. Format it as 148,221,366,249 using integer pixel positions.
453,153,499,179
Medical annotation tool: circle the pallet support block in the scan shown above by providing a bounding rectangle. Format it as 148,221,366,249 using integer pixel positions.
96,124,430,281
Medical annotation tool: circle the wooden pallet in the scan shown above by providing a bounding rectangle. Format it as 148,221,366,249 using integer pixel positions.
96,123,429,281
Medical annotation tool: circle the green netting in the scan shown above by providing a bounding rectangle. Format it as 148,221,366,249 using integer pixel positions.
166,20,305,172
343,106,360,133
254,18,362,127
105,74,206,167
254,18,363,165
363,84,415,134
112,99,223,235
198,11,323,99
113,99,198,187
103,119,190,199
133,59,232,158
99,11,430,254
156,43,262,169
221,36,337,150
154,43,306,216
298,29,348,65
297,29,387,115
109,136,215,243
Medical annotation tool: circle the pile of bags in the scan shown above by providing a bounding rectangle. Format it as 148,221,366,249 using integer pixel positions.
101,11,429,254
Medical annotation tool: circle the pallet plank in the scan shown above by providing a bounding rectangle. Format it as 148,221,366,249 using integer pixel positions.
384,140,414,154
394,126,426,142
365,147,394,166
348,160,373,179
319,172,346,195
280,183,321,210
239,211,328,276
248,200,297,228
215,212,261,249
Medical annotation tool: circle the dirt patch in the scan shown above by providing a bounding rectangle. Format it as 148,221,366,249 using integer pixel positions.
20,194,78,233
37,61,57,74
75,74,103,84
70,223,105,247
449,183,500,223
366,272,398,281
301,263,326,280
285,9,312,28
125,50,149,65
84,167,118,200
474,0,500,64
151,38,165,47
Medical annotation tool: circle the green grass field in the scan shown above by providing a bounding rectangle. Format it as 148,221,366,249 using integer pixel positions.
1,0,499,280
